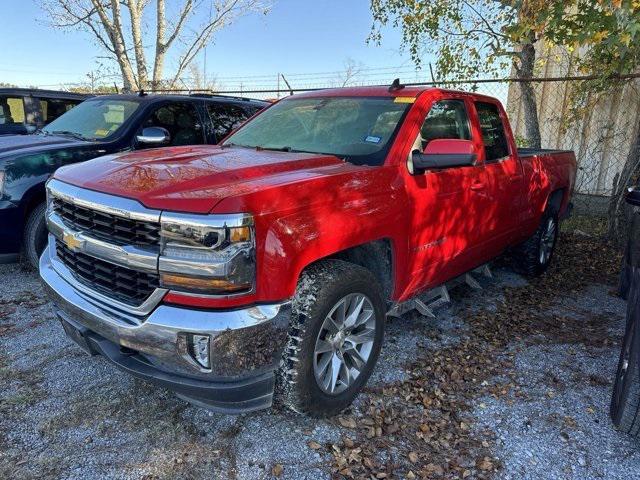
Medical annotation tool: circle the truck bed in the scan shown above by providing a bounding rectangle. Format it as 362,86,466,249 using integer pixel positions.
517,147,573,157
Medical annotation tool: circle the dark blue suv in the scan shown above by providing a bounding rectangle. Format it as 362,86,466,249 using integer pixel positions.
0,93,268,267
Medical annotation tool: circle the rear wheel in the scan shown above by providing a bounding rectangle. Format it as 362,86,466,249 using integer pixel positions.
513,209,558,276
278,260,385,417
23,203,48,270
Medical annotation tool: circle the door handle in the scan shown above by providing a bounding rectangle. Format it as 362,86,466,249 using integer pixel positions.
470,181,486,191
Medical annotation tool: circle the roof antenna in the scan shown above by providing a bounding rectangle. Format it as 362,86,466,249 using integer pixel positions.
281,74,294,96
138,89,147,97
388,78,405,92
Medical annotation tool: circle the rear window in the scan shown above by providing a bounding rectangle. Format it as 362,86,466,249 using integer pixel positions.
475,101,510,162
0,96,25,125
207,103,254,141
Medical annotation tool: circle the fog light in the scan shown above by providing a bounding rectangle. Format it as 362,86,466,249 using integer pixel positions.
189,334,211,369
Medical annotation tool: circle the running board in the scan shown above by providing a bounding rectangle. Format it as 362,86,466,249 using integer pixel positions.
387,263,492,318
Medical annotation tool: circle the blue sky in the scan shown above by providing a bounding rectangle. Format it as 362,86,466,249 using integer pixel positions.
0,0,429,91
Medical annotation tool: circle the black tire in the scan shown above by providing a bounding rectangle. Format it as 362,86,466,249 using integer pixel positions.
611,292,640,436
513,209,558,276
23,203,48,270
277,259,385,417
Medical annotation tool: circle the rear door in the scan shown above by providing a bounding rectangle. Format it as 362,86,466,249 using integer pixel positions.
471,100,523,251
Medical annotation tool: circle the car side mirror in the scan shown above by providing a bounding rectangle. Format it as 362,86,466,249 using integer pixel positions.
136,126,170,146
627,186,640,207
411,139,477,173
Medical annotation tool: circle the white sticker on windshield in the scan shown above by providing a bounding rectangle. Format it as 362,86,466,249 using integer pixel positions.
365,135,381,144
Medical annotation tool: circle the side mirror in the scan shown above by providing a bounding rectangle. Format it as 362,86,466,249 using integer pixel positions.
411,139,476,173
627,186,640,207
136,126,170,146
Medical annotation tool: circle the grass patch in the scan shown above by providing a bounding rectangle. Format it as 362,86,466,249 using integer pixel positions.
562,214,608,237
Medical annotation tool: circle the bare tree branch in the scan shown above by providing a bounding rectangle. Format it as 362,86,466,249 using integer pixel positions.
40,0,271,91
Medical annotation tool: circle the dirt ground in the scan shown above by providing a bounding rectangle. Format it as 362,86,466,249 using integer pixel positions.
1,219,639,479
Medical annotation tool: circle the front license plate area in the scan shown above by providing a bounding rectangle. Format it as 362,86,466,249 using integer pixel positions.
58,315,96,356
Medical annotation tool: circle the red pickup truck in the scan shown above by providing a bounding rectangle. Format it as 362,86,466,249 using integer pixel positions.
40,85,576,415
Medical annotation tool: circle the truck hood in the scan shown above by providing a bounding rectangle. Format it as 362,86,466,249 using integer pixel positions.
0,133,88,158
54,145,349,213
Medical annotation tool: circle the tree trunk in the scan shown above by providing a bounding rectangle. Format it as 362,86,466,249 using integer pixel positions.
516,42,542,149
152,0,166,89
607,118,640,244
128,1,148,88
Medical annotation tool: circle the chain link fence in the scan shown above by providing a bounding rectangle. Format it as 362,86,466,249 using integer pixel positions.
177,75,640,219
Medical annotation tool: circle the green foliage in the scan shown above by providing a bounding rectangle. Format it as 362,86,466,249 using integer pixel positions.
547,1,640,75
545,0,640,100
369,0,554,80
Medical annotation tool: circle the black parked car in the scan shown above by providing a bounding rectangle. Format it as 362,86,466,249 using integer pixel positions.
0,93,269,267
611,186,640,437
0,88,88,135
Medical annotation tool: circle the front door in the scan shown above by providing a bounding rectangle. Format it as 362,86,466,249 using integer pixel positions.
405,97,492,293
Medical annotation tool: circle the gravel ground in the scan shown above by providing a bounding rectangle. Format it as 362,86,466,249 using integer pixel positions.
0,239,638,479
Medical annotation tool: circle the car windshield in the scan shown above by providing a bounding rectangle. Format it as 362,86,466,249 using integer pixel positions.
223,96,411,166
42,98,140,140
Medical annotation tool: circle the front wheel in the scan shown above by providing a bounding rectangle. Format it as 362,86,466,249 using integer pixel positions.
278,260,385,417
23,203,48,270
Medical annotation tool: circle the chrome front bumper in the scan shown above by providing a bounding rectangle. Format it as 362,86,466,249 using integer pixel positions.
40,245,291,412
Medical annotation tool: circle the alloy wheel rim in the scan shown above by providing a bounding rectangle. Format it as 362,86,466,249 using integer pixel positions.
539,217,557,265
313,293,376,395
614,320,635,410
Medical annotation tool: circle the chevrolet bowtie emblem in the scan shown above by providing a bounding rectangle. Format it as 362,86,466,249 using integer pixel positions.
62,232,83,250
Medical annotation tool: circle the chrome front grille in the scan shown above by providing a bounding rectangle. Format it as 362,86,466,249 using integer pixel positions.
55,239,160,307
46,179,166,314
52,197,160,247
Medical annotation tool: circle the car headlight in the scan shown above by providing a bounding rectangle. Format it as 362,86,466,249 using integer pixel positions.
159,212,255,295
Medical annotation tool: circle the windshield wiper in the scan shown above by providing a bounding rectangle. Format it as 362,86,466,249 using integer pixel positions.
48,130,88,141
256,146,321,154
255,145,292,152
220,142,252,149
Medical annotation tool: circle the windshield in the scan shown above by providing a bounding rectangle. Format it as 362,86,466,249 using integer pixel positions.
223,96,411,165
42,98,140,140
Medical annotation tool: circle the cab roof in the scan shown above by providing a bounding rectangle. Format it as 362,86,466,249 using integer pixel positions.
292,85,433,99
85,93,269,107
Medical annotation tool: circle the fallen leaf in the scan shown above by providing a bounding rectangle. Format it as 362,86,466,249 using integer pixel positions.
338,416,357,429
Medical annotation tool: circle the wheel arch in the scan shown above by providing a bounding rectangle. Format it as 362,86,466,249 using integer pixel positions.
544,188,566,216
296,239,395,302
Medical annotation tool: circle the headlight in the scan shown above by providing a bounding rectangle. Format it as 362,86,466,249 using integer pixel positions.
158,212,255,295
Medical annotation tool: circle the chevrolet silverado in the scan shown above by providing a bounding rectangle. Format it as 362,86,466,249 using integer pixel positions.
40,84,576,416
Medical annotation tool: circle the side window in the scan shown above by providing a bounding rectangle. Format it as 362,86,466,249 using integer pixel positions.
142,102,204,146
39,98,80,124
475,101,510,162
420,99,470,150
0,96,25,125
207,103,252,142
